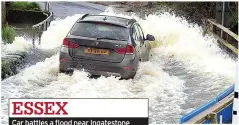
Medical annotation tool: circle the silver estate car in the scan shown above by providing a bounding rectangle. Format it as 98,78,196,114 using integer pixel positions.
59,14,155,79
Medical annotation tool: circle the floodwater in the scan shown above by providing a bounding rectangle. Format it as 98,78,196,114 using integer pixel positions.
1,2,237,124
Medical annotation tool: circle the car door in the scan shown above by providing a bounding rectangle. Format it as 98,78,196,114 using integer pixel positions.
132,24,143,61
135,24,150,61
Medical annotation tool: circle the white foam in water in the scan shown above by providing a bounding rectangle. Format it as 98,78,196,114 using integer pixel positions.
39,14,83,49
1,8,236,124
1,37,32,55
141,14,236,78
101,11,236,78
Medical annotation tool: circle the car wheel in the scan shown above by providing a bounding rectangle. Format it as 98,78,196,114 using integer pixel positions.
123,71,137,80
59,68,73,74
130,71,137,78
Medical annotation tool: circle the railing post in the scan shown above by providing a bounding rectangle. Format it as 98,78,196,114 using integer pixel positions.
44,2,50,13
48,2,50,12
38,26,41,45
44,21,46,31
31,5,53,48
220,115,223,124
44,2,47,12
221,2,225,38
46,21,48,30
48,21,50,28
51,12,54,22
213,25,217,34
207,112,218,124
32,28,35,48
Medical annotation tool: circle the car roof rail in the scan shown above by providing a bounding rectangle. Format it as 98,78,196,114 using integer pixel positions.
76,14,90,22
81,13,90,20
127,19,136,26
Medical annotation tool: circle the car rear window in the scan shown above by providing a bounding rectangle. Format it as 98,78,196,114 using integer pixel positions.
70,22,129,41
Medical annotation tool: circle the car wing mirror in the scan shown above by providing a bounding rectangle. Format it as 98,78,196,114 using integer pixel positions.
145,34,155,41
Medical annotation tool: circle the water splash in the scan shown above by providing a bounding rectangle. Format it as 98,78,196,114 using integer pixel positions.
1,8,236,124
1,37,32,55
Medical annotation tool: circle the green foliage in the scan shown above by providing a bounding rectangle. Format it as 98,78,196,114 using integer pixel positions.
158,2,238,28
158,2,216,23
1,58,20,79
2,25,16,44
229,2,238,26
8,2,41,11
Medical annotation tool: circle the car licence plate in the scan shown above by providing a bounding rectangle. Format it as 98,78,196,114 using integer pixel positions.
84,48,109,55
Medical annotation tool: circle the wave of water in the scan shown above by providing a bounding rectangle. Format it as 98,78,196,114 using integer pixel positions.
1,37,32,56
1,8,236,124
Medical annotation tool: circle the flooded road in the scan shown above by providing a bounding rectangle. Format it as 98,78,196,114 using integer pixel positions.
39,2,106,18
1,2,237,124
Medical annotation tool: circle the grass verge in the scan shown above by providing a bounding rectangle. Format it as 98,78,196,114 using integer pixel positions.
2,25,16,44
8,2,41,11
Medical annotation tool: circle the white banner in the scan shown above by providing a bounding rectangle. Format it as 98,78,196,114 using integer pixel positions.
9,98,148,118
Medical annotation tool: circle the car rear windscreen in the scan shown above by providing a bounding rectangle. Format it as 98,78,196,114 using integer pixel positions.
70,22,129,41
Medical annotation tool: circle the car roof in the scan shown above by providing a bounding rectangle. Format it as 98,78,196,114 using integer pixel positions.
77,14,136,28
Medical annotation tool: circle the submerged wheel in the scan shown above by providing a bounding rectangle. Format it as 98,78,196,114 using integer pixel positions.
59,69,73,74
122,71,137,80
130,71,137,79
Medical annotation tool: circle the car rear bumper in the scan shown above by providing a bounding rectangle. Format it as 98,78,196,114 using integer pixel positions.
59,53,138,79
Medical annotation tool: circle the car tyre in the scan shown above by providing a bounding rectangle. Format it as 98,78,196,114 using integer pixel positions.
123,71,137,80
59,68,73,74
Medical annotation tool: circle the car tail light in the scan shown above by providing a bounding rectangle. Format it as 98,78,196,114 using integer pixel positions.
125,45,134,54
123,66,132,70
114,48,126,54
63,38,79,48
115,45,135,55
60,58,68,62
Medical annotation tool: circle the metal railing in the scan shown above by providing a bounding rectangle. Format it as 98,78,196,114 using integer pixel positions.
32,2,54,48
183,94,233,124
44,2,50,12
204,19,238,55
180,85,235,124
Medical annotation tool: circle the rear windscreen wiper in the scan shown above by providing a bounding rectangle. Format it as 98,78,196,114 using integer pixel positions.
96,37,126,41
96,37,118,40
